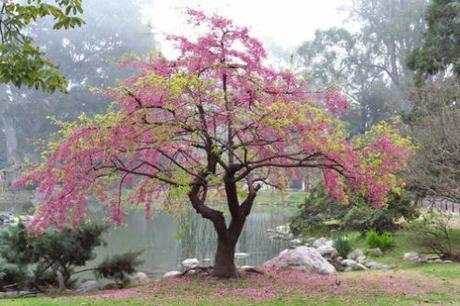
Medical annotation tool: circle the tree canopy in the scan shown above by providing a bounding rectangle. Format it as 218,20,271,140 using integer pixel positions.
408,0,460,79
18,10,413,278
0,0,84,93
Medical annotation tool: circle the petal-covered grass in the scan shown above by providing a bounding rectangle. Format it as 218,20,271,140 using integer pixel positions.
3,266,460,305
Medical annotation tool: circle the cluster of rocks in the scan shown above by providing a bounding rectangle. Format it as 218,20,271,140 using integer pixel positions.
76,272,150,293
163,252,253,278
402,252,453,264
281,237,396,273
267,224,294,240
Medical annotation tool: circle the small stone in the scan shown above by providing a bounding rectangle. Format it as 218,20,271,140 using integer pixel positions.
289,239,303,247
351,263,367,271
313,237,332,249
341,259,357,267
317,245,338,258
347,249,364,260
403,252,419,261
367,248,383,257
365,261,394,270
163,271,182,278
127,272,149,285
356,256,367,264
182,258,200,269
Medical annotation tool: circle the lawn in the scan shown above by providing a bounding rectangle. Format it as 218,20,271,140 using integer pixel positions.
2,264,460,306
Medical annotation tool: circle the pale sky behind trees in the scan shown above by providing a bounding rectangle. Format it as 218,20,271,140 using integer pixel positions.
144,0,354,61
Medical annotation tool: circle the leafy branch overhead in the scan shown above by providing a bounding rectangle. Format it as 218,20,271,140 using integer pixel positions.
0,0,85,92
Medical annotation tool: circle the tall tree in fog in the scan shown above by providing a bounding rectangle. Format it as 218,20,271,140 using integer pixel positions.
408,0,460,81
298,0,428,133
0,0,154,170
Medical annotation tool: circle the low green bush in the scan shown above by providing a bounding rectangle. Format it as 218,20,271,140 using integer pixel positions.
366,230,394,251
0,223,143,292
342,190,419,233
333,236,352,258
290,184,349,235
95,251,144,288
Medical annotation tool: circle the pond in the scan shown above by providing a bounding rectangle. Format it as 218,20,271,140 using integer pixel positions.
1,193,294,278
89,207,292,278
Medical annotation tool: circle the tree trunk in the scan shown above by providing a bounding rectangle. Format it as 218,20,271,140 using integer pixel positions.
213,235,237,278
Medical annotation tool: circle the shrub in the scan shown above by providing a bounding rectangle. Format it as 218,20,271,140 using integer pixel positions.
95,251,144,288
342,205,372,232
0,261,29,290
0,222,143,291
342,190,419,233
290,184,349,235
366,230,394,251
407,212,459,260
333,236,352,258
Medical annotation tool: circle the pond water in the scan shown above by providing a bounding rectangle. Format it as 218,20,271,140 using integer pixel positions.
1,194,293,278
88,208,292,278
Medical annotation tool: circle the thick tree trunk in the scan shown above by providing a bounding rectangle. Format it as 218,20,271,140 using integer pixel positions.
213,236,237,278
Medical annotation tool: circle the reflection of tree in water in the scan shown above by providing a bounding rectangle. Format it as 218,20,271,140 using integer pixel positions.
178,211,217,264
177,208,292,267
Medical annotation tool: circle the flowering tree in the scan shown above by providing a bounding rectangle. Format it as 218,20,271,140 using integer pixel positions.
18,10,413,278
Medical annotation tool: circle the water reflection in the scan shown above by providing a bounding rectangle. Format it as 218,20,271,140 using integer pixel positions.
89,208,292,278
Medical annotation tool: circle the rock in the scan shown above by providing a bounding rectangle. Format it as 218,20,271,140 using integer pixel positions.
235,252,250,259
163,270,182,278
275,224,290,235
240,265,256,270
443,260,453,263
317,245,338,258
263,246,336,275
289,239,303,247
313,237,332,249
403,252,419,261
367,248,383,257
77,280,100,293
356,255,367,264
341,259,357,267
347,249,365,261
350,263,367,271
127,272,149,285
182,258,200,269
365,261,394,270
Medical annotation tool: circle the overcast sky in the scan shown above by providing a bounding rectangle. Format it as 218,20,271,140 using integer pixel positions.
144,0,353,60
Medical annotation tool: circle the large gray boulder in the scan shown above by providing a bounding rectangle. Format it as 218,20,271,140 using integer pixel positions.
263,246,336,274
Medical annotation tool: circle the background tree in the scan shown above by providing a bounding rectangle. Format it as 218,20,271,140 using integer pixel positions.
408,0,460,81
404,78,460,203
0,0,154,175
18,10,413,278
297,0,428,133
0,0,84,93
